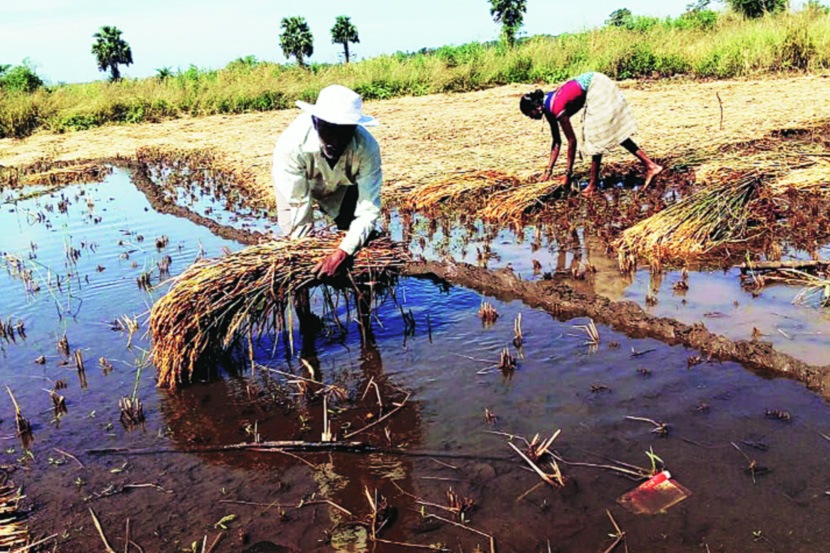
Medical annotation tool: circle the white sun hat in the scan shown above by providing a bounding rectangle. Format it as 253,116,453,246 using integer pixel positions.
295,84,379,127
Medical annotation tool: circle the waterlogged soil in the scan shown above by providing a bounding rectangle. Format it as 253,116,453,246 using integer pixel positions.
392,211,830,368
2,168,830,552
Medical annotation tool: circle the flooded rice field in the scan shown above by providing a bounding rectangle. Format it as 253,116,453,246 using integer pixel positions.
1,166,830,552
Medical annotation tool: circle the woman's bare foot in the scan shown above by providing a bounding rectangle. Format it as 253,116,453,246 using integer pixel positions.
582,185,597,196
643,164,664,189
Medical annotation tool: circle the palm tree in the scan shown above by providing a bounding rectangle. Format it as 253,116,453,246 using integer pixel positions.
489,0,528,47
280,16,314,68
331,15,360,63
91,26,133,81
155,67,173,81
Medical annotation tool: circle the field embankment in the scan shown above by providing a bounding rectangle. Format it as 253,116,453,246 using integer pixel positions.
2,9,830,139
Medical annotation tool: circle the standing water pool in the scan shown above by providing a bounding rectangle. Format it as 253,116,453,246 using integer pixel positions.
1,167,829,552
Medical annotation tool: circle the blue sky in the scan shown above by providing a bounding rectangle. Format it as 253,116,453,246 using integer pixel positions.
0,1,811,84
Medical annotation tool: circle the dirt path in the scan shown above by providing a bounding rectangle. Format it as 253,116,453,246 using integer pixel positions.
3,74,830,204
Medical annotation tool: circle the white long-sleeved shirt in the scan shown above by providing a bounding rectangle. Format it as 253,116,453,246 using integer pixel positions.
271,113,382,255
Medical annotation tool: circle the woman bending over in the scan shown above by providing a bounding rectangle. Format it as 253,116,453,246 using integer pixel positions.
520,72,662,195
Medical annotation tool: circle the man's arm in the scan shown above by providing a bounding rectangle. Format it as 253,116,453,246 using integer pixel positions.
272,137,313,238
314,134,382,279
338,135,382,256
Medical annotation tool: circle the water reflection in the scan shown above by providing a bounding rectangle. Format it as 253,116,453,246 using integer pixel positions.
158,317,424,551
388,207,830,366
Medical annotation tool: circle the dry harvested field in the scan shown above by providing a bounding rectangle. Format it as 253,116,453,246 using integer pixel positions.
3,74,830,204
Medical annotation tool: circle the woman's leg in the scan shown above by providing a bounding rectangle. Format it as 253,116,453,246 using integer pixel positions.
583,154,603,195
621,138,663,189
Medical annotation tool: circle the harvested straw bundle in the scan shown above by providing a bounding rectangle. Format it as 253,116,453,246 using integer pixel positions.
772,163,830,195
693,122,830,193
615,175,760,265
478,180,566,222
150,234,410,388
0,484,28,550
401,170,521,212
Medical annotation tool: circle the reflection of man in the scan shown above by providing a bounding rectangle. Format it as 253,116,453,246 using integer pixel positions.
272,84,382,279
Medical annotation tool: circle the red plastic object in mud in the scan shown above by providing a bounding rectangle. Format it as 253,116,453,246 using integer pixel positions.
616,470,692,515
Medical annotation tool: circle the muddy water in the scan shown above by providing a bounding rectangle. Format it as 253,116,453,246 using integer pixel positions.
2,168,830,552
391,213,830,367
622,264,830,366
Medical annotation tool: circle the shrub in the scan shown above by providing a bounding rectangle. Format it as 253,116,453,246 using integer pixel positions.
0,64,44,93
498,55,532,83
804,1,830,15
610,44,657,79
53,112,101,132
0,91,43,138
694,48,746,78
354,80,397,100
673,9,719,30
297,87,319,104
225,56,259,72
625,15,662,32
779,22,816,70
434,43,487,68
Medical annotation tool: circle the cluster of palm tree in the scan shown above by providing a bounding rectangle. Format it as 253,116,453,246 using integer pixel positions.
88,15,359,81
279,14,360,67
84,0,810,82
90,3,528,80
279,2,533,67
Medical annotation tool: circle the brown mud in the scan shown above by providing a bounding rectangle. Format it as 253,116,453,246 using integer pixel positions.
4,76,830,202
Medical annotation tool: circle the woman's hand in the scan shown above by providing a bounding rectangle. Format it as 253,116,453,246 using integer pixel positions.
538,170,552,183
560,173,571,186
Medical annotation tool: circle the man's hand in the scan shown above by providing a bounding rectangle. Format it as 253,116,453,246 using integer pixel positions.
313,248,351,279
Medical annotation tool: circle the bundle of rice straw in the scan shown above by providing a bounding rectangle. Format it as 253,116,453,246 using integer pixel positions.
401,170,521,212
478,180,566,222
0,484,28,550
771,163,830,195
615,174,760,266
150,233,410,388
